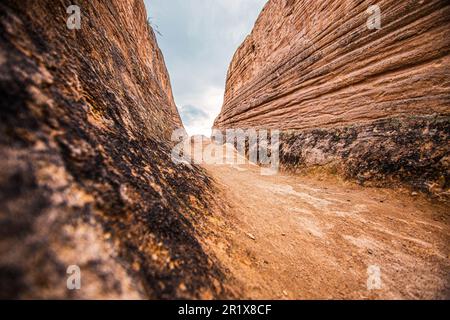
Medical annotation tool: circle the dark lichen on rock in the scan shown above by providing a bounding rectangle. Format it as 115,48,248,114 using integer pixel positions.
278,115,450,198
0,0,231,299
214,0,450,200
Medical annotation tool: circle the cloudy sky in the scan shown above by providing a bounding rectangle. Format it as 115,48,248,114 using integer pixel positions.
144,0,267,136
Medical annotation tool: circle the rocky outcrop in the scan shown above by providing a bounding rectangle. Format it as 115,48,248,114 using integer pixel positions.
0,0,229,298
214,0,450,198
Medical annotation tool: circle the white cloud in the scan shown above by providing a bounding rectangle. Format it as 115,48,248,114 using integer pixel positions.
179,86,224,136
144,0,267,136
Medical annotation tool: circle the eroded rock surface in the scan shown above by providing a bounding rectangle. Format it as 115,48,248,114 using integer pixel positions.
0,0,229,299
214,0,450,198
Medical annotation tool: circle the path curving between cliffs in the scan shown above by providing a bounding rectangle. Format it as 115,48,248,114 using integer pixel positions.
200,145,449,299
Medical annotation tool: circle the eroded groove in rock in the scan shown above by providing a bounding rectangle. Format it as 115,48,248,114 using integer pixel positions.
0,0,230,299
214,0,450,198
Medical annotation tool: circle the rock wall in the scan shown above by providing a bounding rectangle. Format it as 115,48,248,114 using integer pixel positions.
0,0,229,299
214,0,450,197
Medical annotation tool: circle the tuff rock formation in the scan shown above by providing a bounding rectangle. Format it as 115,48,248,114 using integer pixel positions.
0,0,229,299
214,0,450,198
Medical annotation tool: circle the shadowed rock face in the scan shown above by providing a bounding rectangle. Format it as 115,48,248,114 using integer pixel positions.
214,0,450,198
0,0,229,299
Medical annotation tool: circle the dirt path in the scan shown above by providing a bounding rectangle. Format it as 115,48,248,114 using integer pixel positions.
200,148,449,299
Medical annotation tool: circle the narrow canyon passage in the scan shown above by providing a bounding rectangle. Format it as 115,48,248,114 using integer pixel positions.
1,0,448,300
200,146,449,299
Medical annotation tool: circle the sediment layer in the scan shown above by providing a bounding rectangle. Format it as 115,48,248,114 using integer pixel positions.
214,0,450,196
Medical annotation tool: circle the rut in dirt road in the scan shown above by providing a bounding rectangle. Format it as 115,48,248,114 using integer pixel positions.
200,147,450,299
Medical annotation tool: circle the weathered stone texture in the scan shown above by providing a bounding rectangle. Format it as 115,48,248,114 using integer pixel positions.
0,0,228,299
214,0,450,197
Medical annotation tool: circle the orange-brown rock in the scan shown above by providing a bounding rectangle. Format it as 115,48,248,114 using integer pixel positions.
0,0,229,299
214,0,450,197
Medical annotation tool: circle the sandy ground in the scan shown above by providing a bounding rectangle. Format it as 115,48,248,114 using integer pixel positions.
199,145,449,299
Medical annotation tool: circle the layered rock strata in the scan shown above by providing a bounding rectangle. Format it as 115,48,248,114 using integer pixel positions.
214,0,450,197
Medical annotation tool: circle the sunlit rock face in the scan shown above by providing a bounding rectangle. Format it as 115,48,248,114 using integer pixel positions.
214,0,450,198
0,0,229,299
